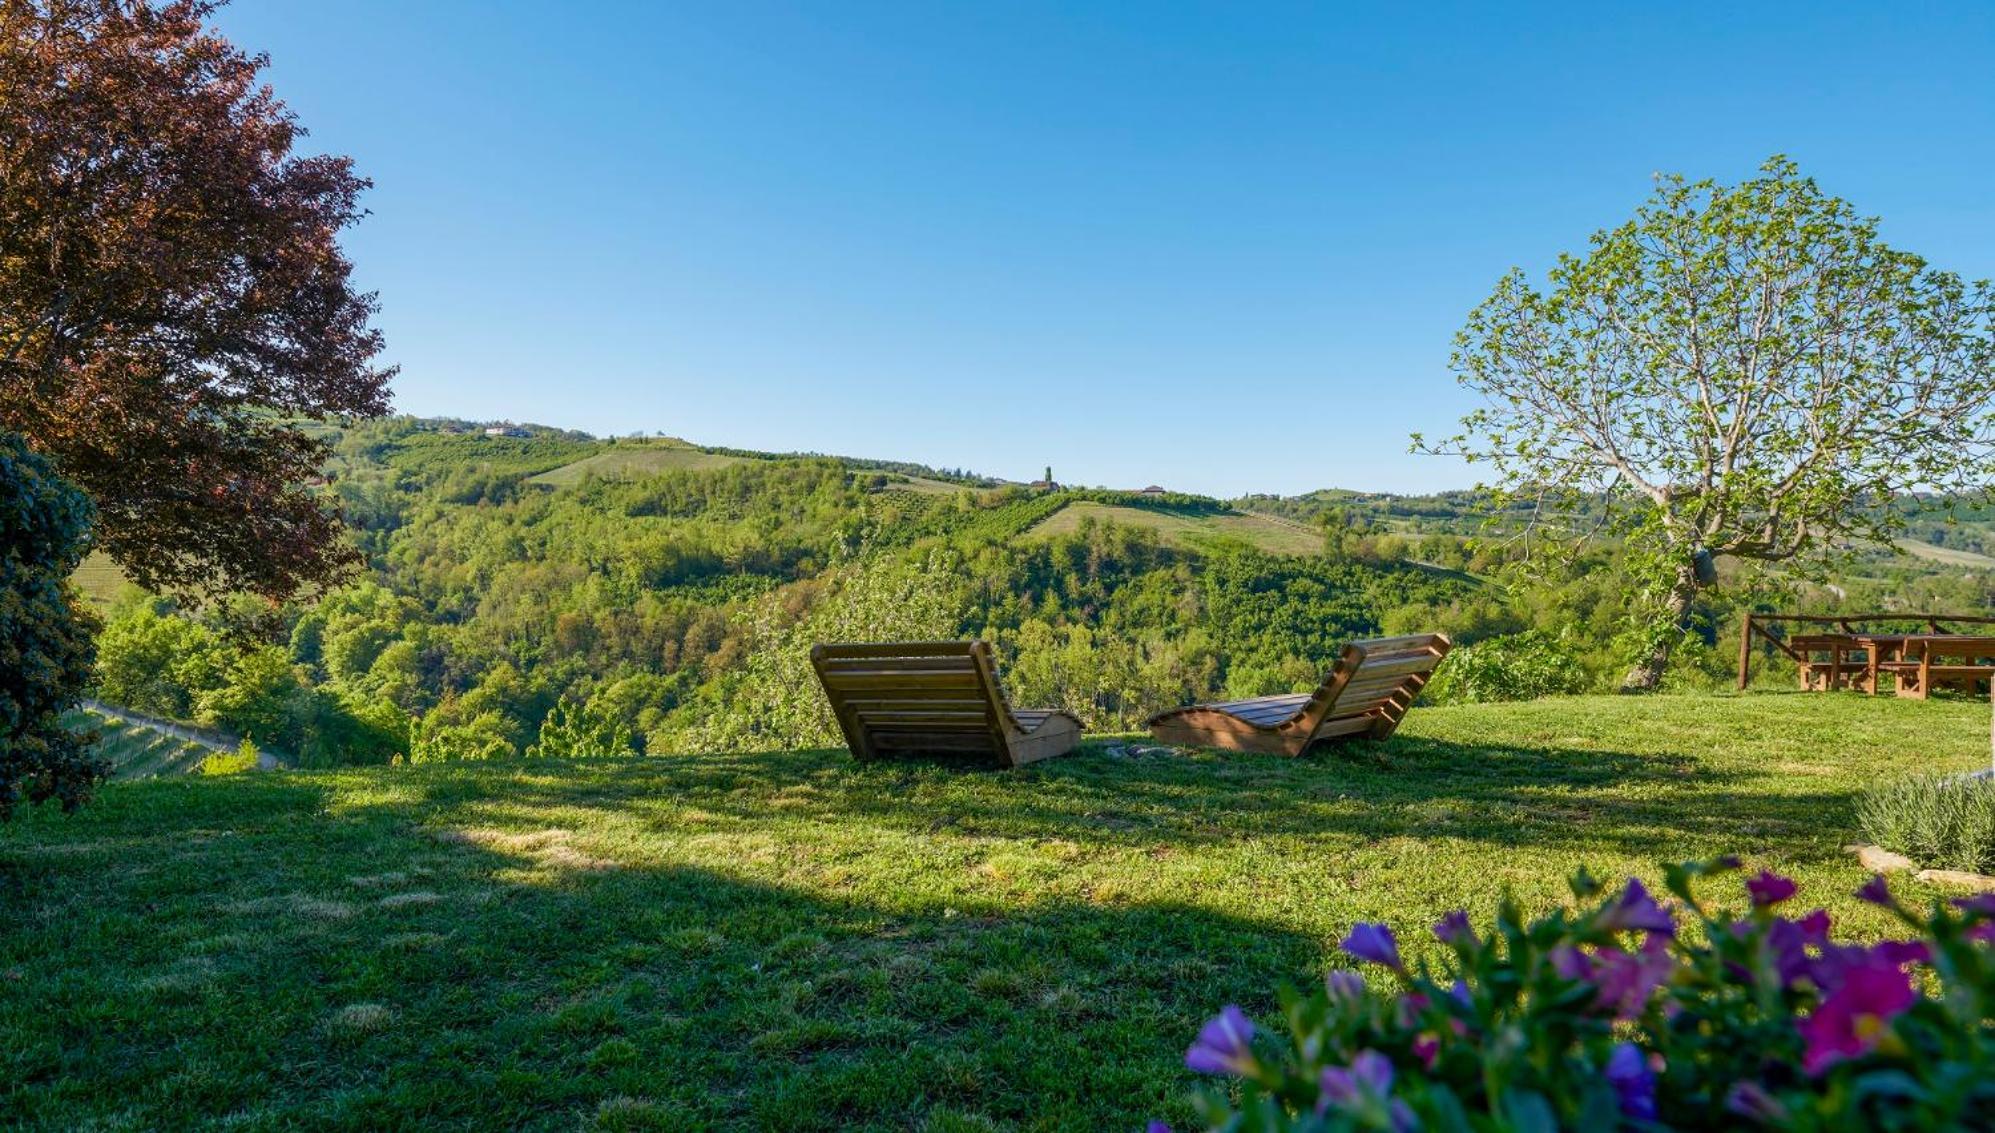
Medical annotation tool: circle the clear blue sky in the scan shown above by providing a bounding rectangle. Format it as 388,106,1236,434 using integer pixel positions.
216,1,1995,496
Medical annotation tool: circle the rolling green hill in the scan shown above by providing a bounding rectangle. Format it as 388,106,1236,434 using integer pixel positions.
529,439,748,485
2,694,1985,1129
1027,499,1323,555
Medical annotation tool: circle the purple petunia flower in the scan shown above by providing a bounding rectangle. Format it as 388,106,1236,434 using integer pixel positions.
1146,1124,1173,1133
1550,943,1593,981
1953,893,1995,918
1800,959,1917,1075
1873,939,1932,967
1725,1081,1789,1123
1796,908,1832,943
1597,879,1676,936
1605,1042,1657,1120
1318,1049,1394,1106
1184,1005,1257,1076
1433,910,1476,947
1760,917,1812,987
1341,922,1403,970
1856,875,1894,906
1317,1051,1417,1133
1412,1032,1440,1069
1326,969,1367,1006
1746,869,1798,908
1592,934,1673,1020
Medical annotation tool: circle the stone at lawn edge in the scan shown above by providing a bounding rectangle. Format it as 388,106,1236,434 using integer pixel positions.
1914,869,1995,893
1846,844,1917,873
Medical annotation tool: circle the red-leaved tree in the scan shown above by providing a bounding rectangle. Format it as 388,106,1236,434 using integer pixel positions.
0,0,393,600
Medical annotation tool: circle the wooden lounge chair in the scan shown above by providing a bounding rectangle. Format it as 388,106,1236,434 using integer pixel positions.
809,641,1082,768
1146,633,1452,756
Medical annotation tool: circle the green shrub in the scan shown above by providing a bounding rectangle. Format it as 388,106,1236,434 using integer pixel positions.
1423,630,1590,704
0,431,104,816
1857,773,1995,873
202,739,260,776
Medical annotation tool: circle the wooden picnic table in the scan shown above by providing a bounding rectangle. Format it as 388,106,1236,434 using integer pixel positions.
1737,614,1995,697
1847,634,1995,699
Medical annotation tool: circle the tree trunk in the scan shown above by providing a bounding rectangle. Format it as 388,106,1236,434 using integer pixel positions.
1620,564,1701,693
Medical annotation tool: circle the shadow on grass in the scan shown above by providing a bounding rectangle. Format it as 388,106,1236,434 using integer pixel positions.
373,732,1858,862
0,773,1309,1131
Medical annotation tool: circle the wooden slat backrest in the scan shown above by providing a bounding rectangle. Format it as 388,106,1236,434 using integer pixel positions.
810,641,1010,759
1290,634,1451,745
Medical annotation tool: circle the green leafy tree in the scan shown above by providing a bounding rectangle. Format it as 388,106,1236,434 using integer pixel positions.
1422,158,1995,689
526,696,635,759
0,432,104,816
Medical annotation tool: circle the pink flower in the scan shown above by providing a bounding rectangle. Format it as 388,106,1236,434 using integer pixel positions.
1746,869,1797,907
1185,1005,1257,1076
1800,960,1918,1075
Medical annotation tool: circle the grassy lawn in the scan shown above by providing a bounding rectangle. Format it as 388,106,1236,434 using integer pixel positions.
1028,501,1322,555
2,694,1988,1131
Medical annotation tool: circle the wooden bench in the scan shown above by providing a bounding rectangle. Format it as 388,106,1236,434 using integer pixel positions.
1789,634,1870,692
1145,633,1451,756
809,641,1082,768
1877,636,1995,699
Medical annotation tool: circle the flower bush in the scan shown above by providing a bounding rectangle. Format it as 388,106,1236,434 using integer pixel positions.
1158,862,1995,1131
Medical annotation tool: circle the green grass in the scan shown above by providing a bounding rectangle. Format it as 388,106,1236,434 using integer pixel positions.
530,441,748,486
68,551,134,609
1028,500,1324,555
2,694,1988,1130
1895,538,1995,569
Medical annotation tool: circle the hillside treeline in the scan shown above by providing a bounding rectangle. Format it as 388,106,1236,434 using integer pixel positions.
86,420,1995,763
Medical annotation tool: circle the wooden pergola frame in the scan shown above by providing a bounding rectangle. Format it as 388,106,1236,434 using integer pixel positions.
1736,612,1995,690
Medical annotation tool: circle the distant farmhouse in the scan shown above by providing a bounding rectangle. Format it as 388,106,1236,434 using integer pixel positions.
1139,485,1167,495
483,425,530,439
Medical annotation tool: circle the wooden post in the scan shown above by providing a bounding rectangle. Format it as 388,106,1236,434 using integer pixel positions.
1737,614,1753,691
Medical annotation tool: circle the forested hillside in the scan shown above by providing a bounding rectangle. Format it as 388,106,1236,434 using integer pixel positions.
81,417,1995,765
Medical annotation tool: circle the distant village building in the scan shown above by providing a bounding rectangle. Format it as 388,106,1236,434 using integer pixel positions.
484,425,530,438
1139,485,1167,495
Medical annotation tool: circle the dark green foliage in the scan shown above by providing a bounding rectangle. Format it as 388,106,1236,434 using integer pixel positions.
0,433,105,816
1857,774,1995,873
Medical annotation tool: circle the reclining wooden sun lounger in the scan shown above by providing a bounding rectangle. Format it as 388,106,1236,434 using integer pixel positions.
809,641,1083,768
1146,633,1451,756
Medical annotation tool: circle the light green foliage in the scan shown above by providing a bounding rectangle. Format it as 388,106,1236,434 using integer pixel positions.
668,550,969,753
0,695,1985,1127
203,739,260,776
527,696,636,759
1857,773,1995,873
1423,630,1589,704
1425,157,1995,688
194,646,303,744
